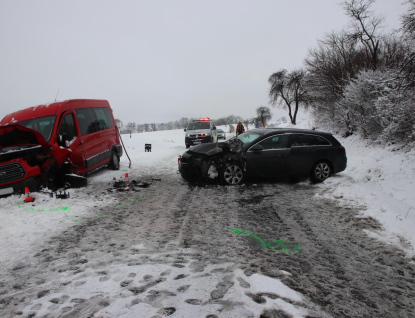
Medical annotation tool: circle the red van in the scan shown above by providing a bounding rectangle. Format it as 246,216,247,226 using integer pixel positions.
0,99,122,196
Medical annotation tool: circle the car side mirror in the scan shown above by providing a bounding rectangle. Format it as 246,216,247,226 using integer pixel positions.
213,126,216,130
250,144,263,152
184,128,187,132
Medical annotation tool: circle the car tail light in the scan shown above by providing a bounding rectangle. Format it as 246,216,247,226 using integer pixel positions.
200,133,205,137
338,146,346,153
178,156,182,164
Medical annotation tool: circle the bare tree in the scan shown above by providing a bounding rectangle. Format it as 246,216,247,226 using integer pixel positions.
178,117,190,128
243,119,250,130
400,0,415,87
268,69,308,125
255,107,272,127
343,0,384,70
125,122,136,133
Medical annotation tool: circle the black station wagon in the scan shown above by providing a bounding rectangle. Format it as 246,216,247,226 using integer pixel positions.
178,128,347,185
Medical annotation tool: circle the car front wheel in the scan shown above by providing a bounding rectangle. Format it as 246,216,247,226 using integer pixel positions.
310,161,331,183
222,162,245,185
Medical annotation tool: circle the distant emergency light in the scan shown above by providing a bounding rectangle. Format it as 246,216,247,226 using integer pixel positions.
198,117,210,122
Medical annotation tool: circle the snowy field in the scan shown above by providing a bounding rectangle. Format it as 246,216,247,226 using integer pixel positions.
0,117,414,317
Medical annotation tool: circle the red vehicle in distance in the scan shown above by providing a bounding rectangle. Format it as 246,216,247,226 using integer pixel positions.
0,99,122,196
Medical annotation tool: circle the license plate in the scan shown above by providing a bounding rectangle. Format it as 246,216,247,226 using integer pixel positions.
0,187,14,196
194,141,201,144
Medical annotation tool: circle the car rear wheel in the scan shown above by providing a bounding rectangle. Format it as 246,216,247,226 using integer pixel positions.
222,162,245,185
109,151,120,170
310,161,331,183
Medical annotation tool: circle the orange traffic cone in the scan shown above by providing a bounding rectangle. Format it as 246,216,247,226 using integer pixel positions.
24,187,35,203
124,173,130,185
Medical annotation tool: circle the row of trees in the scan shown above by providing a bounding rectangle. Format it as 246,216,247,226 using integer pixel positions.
116,115,248,134
269,0,415,144
116,106,276,134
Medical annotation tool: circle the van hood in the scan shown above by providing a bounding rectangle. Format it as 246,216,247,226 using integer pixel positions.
0,124,50,151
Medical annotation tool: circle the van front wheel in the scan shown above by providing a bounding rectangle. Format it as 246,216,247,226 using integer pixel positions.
109,151,120,170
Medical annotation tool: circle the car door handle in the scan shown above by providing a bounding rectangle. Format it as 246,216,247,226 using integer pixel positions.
79,141,83,145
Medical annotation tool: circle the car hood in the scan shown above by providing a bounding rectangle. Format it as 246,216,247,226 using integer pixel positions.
0,124,49,151
188,142,224,156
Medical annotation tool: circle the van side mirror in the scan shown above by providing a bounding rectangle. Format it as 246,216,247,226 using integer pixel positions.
184,128,187,132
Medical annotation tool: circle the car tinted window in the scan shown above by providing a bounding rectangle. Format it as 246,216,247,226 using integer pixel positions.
312,135,331,146
257,135,289,150
75,108,99,135
290,134,312,147
290,134,331,147
18,115,56,142
58,114,77,142
236,131,262,144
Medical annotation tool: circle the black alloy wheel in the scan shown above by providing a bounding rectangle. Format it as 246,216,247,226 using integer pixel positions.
310,161,331,183
222,162,245,185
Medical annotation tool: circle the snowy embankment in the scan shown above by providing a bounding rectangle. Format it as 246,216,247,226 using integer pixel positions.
286,115,415,259
317,136,415,257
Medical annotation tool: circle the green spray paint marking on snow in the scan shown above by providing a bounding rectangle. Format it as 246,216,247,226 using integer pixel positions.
18,205,69,212
229,228,300,254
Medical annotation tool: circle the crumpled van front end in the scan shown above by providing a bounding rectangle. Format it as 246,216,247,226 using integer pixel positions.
0,125,55,196
0,99,122,197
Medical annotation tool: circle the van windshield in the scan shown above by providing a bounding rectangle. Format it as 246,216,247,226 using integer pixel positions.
18,115,56,142
187,122,210,130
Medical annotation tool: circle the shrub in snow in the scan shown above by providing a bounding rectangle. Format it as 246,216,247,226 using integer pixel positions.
318,68,415,143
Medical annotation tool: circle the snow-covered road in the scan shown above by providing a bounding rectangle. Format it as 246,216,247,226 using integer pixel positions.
1,122,415,317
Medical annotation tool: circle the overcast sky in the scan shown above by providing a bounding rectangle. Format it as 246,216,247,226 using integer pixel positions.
0,0,409,125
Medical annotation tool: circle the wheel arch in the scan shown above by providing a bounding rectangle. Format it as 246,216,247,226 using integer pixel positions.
310,159,333,183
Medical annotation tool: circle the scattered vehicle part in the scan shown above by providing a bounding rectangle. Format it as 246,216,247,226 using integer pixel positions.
55,190,70,199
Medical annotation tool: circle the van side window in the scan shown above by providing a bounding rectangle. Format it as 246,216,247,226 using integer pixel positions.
102,108,114,129
75,108,99,135
59,114,77,141
93,108,114,130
